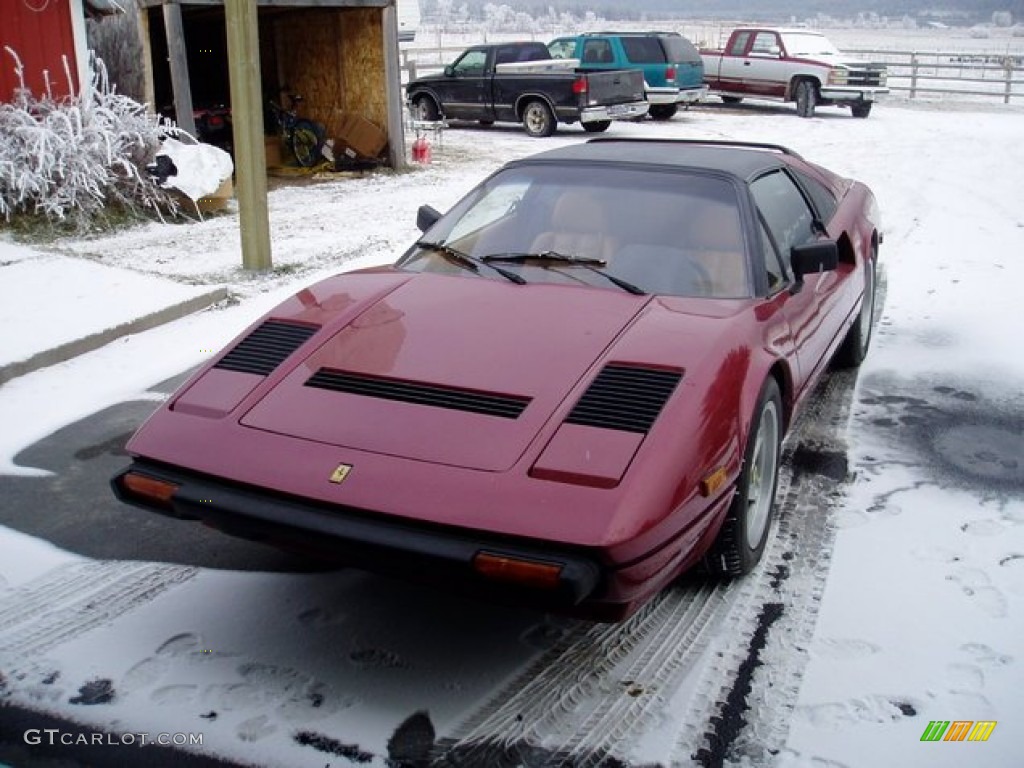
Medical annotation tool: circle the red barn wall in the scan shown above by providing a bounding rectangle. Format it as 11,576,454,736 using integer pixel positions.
0,0,81,101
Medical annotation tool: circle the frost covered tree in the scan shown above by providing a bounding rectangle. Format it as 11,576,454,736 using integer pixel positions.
0,48,180,234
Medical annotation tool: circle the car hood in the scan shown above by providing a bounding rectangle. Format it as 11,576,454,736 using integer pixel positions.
235,270,658,471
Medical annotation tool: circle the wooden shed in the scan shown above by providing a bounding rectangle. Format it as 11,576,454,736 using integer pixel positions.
137,0,405,168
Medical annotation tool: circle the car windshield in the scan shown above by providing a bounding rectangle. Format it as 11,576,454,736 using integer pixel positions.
780,32,841,57
397,164,750,298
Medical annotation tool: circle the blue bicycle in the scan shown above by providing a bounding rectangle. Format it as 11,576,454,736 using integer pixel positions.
268,94,325,167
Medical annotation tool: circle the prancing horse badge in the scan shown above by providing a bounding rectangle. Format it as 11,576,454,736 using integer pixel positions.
329,463,353,484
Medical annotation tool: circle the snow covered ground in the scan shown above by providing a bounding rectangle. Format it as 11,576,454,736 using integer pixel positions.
1,95,1023,767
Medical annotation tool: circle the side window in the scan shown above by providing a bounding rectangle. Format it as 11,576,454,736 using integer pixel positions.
582,39,614,64
548,39,577,59
758,219,787,292
620,36,667,63
750,171,816,264
750,32,779,56
452,49,487,76
793,170,839,223
727,32,751,56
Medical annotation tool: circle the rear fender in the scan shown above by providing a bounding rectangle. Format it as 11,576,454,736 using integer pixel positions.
515,93,558,120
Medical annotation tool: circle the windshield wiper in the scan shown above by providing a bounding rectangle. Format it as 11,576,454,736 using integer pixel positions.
482,251,647,296
415,240,526,285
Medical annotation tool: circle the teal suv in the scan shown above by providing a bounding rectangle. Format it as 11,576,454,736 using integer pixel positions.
548,32,707,120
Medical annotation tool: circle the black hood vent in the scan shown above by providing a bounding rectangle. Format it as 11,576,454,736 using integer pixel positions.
566,364,682,434
214,320,319,376
305,369,531,419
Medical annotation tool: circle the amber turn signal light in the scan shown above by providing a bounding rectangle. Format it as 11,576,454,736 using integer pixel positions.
121,472,179,510
472,552,563,590
700,466,729,497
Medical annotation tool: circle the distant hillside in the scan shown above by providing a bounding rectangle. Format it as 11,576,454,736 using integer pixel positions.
423,0,1023,25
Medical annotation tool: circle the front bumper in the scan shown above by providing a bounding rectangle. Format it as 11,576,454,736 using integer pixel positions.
112,460,602,608
819,86,890,103
580,100,650,123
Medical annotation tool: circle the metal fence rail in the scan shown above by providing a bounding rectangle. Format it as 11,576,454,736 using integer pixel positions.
401,46,1024,104
847,48,1023,103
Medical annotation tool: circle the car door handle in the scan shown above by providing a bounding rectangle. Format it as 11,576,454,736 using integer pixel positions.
743,61,751,66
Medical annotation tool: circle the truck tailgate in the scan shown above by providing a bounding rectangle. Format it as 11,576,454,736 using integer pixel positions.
582,69,646,106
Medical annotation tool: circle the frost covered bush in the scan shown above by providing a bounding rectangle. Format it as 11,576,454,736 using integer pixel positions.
0,48,181,233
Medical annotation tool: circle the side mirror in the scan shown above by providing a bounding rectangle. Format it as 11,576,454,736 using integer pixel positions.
768,45,782,57
444,65,455,77
790,240,838,291
416,204,442,233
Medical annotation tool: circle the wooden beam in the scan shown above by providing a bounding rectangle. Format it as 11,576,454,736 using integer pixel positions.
381,1,405,169
138,6,157,112
225,0,273,271
162,2,196,136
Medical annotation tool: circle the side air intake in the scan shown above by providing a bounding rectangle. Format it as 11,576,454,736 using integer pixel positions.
305,369,531,419
566,364,682,434
213,320,319,376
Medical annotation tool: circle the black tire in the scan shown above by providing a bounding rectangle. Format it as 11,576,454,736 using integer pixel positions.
582,120,611,133
478,119,494,126
521,99,556,137
851,102,873,118
412,95,440,121
290,121,322,167
795,80,818,118
648,103,678,120
720,95,743,105
834,249,877,368
705,377,783,577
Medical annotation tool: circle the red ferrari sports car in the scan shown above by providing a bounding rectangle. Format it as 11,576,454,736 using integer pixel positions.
113,139,880,621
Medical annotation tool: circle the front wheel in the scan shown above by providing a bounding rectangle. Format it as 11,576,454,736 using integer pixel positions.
705,378,783,577
412,96,440,122
795,80,818,118
648,104,678,120
834,250,877,368
582,120,611,133
290,120,323,167
851,102,873,118
521,100,556,138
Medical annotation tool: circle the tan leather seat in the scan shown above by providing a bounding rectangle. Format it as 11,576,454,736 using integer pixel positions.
529,190,618,263
686,203,749,297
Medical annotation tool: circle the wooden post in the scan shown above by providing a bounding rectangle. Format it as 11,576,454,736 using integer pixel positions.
910,52,918,100
405,50,417,83
225,0,273,271
137,6,156,113
382,1,407,170
162,2,196,136
1004,57,1014,105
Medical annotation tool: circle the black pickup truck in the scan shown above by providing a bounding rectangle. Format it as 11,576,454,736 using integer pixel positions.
406,42,649,137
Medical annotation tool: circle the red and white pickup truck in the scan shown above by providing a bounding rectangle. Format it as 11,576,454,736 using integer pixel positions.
701,28,888,118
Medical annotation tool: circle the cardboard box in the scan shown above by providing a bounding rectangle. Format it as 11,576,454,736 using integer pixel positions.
330,111,387,159
265,135,283,168
197,177,233,213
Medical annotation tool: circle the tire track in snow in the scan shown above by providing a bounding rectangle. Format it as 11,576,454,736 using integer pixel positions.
429,363,862,768
683,366,863,767
0,561,198,657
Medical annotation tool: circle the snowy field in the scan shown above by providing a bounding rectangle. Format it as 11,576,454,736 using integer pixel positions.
1,92,1024,768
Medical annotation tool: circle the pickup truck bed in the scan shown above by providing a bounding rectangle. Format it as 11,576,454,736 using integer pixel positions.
407,42,649,136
